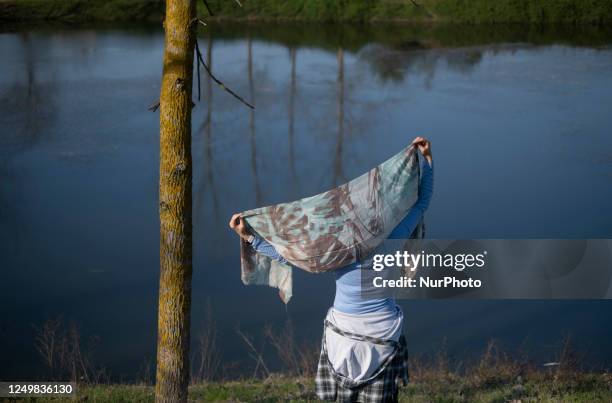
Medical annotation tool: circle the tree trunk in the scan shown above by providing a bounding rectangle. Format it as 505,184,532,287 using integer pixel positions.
155,0,195,401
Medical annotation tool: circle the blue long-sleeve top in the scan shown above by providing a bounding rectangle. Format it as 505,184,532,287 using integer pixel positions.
249,154,433,314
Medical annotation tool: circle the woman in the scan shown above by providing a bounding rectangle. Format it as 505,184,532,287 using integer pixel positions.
230,136,433,402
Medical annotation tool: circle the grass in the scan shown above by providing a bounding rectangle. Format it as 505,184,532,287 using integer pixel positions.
25,317,612,402
2,0,612,23
15,373,612,402
401,373,612,402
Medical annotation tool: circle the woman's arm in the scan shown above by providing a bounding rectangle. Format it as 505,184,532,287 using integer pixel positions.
229,213,289,264
250,236,290,265
388,137,434,239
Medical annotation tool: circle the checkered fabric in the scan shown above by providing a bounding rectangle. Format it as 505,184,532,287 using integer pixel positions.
315,319,409,402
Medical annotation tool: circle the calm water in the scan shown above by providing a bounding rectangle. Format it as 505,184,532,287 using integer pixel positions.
1,23,612,381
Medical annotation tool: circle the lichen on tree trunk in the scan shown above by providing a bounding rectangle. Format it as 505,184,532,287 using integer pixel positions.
155,0,196,402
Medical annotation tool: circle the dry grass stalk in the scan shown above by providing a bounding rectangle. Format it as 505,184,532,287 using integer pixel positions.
32,316,106,384
264,319,319,378
192,301,221,383
236,327,270,378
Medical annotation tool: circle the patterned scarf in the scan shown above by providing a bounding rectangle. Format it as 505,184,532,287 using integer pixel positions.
239,145,422,303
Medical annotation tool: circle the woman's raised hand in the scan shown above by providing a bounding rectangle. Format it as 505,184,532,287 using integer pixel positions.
411,136,432,165
229,213,252,241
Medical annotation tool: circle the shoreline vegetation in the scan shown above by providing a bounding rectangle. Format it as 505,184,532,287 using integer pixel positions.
1,0,612,24
17,374,612,402
28,317,612,402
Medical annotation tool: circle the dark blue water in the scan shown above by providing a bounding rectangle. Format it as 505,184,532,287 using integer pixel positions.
1,24,611,381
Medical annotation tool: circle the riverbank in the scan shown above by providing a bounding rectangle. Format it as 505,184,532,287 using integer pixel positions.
16,373,612,402
2,0,612,24
0,0,164,23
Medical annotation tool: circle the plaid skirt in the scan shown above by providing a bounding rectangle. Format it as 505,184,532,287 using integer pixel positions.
315,319,409,403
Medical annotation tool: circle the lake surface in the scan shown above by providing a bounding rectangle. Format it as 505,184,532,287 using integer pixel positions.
1,23,612,381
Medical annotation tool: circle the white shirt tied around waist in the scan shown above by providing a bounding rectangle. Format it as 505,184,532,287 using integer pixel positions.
325,305,404,382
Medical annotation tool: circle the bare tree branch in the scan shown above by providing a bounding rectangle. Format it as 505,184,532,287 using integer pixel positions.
201,0,214,16
148,100,160,112
194,39,255,109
